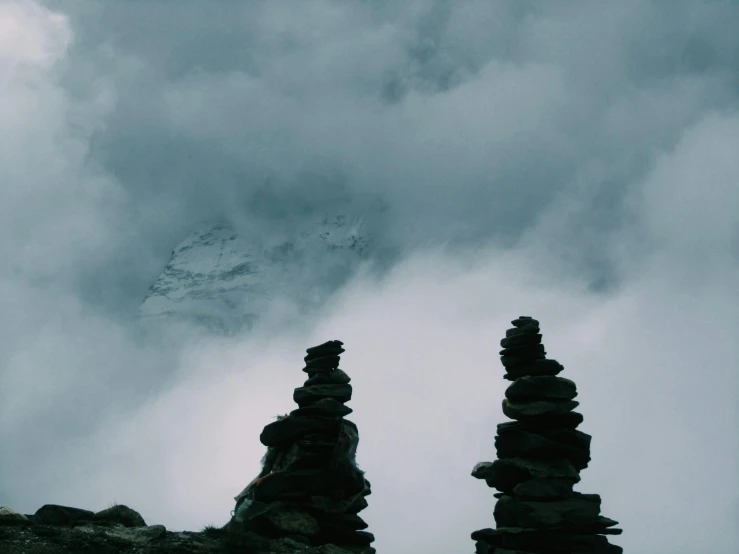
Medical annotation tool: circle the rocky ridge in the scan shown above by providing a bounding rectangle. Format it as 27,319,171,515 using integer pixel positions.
138,216,371,334
471,316,622,554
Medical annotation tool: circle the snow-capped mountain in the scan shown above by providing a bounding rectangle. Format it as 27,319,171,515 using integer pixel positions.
138,214,371,334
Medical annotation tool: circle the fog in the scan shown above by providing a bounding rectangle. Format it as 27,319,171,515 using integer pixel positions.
1,1,738,552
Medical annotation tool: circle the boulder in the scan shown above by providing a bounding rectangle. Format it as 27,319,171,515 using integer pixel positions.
0,506,30,526
34,504,95,526
93,504,146,527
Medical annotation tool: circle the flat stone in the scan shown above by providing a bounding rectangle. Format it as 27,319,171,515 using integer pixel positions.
309,493,369,515
304,355,341,371
481,457,580,492
506,323,540,337
497,411,584,431
500,343,546,359
291,398,353,418
294,384,352,406
316,513,368,530
260,415,339,447
471,461,495,480
305,341,345,360
503,359,564,380
512,477,577,499
512,317,539,327
494,494,601,529
500,350,546,368
495,429,590,470
471,528,622,554
34,505,95,526
305,368,351,386
502,398,579,420
500,333,542,348
93,504,146,527
317,527,375,546
505,376,577,401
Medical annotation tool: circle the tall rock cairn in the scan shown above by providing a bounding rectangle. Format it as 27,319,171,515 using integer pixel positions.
471,317,622,554
230,340,374,552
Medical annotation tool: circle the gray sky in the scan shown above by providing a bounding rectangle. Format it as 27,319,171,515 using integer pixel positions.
1,1,738,553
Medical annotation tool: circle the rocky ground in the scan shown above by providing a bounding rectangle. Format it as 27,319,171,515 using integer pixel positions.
0,504,364,554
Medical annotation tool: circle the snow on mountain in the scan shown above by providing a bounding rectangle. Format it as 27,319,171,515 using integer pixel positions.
138,214,371,334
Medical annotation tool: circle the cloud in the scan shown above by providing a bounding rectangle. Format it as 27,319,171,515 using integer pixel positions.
1,1,738,553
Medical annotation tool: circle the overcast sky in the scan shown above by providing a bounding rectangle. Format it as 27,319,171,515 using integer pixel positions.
1,1,738,553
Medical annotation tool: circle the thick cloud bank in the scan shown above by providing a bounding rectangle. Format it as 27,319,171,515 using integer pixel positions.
1,1,738,553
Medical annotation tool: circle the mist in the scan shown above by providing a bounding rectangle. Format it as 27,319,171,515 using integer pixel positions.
1,1,738,553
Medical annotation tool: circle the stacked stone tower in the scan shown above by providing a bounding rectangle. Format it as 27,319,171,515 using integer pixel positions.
471,317,622,554
229,340,374,552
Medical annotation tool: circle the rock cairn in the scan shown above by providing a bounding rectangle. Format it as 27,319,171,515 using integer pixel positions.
471,317,622,554
229,340,374,553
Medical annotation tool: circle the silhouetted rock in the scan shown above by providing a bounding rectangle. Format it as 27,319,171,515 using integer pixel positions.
94,504,147,527
230,341,374,552
34,504,95,526
471,317,622,554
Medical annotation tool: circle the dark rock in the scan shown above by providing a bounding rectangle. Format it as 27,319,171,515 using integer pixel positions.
500,347,546,368
471,527,623,554
536,428,592,451
261,416,339,447
500,333,542,348
499,343,546,359
512,477,577,499
34,505,95,526
317,527,374,546
315,513,368,530
497,411,584,431
503,359,564,380
494,494,601,529
0,507,31,527
294,384,352,406
482,457,580,492
251,503,321,537
296,437,339,451
305,341,345,360
512,317,539,327
471,461,495,480
305,369,352,386
93,504,146,527
505,323,540,337
304,355,341,372
291,398,353,418
495,430,591,470
502,398,579,420
505,376,577,401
